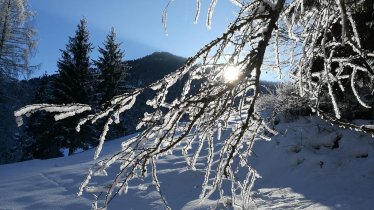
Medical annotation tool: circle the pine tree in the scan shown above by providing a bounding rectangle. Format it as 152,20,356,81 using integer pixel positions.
51,18,96,155
53,18,94,104
0,0,36,78
20,74,62,160
93,27,129,138
94,27,128,105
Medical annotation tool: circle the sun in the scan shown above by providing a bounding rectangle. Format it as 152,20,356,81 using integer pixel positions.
223,65,241,82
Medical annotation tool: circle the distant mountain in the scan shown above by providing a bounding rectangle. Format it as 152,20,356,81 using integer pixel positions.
127,52,186,87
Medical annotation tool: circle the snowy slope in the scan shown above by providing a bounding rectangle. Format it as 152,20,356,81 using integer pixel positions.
249,117,374,210
0,117,373,210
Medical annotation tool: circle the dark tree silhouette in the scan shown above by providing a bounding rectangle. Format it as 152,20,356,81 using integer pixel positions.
94,27,129,105
50,18,96,156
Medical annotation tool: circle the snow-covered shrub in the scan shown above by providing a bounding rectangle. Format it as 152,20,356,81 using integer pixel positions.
257,82,311,123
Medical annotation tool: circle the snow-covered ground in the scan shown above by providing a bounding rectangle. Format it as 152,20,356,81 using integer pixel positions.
1,116,373,210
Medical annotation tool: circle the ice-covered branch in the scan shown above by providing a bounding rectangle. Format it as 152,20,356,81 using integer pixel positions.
14,103,91,126
76,1,286,208
288,0,374,132
15,0,374,209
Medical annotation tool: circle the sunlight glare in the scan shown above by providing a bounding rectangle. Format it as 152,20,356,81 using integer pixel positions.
223,65,241,82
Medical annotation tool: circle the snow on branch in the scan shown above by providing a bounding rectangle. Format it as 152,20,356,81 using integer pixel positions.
14,103,91,126
15,0,374,209
287,0,374,134
76,1,286,209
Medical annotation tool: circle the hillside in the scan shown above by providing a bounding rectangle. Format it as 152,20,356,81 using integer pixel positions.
127,52,187,87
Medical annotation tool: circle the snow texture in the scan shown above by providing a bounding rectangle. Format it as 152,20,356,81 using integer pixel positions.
1,116,373,210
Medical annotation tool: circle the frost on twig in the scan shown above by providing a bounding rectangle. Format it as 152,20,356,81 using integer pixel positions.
75,1,285,209
14,103,91,126
14,0,374,209
286,0,374,134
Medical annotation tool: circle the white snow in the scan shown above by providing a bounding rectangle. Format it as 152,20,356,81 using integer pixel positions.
1,116,374,209
14,104,92,126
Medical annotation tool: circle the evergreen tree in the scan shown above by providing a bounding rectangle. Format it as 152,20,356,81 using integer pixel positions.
20,74,62,160
93,27,129,138
51,18,96,155
53,18,94,104
0,0,36,78
94,27,128,105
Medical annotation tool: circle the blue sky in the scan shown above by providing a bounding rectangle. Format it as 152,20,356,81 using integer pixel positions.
29,0,238,77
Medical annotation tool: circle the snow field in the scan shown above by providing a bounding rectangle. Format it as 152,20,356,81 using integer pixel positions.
0,116,373,209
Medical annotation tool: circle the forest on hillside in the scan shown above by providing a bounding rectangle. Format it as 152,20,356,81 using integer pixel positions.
0,48,187,163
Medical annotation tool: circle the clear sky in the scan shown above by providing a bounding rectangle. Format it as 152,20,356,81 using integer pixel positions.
29,0,239,77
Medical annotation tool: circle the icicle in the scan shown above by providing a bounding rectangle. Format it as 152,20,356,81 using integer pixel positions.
347,10,361,48
217,122,222,140
162,0,174,35
194,0,201,24
328,82,341,119
206,0,218,30
199,131,214,199
118,183,129,195
94,118,114,160
78,168,93,196
351,67,372,108
262,121,278,135
190,133,206,170
151,157,171,210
